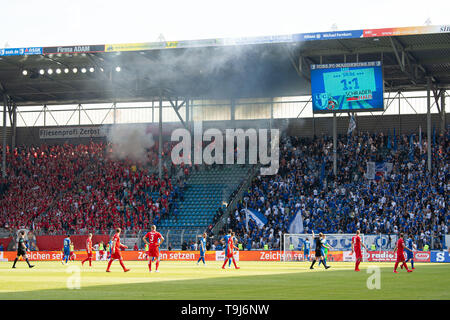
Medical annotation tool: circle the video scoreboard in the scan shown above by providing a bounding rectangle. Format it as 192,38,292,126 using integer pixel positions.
311,61,384,113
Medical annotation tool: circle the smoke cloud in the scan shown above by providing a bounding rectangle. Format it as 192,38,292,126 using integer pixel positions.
106,124,155,162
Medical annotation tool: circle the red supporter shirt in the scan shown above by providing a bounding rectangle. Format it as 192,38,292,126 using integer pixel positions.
145,231,162,247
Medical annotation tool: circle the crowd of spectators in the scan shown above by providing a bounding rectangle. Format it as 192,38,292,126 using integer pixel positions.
1,128,448,252
221,129,449,251
0,140,190,235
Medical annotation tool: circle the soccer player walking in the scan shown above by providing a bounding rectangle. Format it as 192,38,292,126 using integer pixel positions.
309,231,330,270
303,237,311,262
81,233,93,267
106,228,130,272
142,225,164,272
98,241,105,260
69,242,76,261
351,230,368,271
197,233,207,265
393,233,413,273
403,234,416,270
222,232,240,269
62,235,71,265
12,231,34,269
221,229,233,268
318,235,332,267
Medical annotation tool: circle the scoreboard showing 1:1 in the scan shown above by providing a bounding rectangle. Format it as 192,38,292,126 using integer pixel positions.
311,61,384,113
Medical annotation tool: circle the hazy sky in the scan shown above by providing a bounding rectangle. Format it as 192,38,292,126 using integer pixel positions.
1,0,448,48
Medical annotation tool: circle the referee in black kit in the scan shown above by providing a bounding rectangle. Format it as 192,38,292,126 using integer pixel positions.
12,231,35,269
309,231,330,270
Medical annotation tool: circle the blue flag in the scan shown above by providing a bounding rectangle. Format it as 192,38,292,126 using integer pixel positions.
320,160,326,188
393,128,397,151
409,134,414,161
387,131,391,150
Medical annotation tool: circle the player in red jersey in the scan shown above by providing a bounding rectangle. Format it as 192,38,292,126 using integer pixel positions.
351,230,368,271
393,233,413,273
106,228,130,272
142,225,164,272
222,232,240,269
81,233,93,267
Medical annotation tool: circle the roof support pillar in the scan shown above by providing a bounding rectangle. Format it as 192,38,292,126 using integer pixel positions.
333,113,337,177
427,77,432,172
12,102,17,151
441,90,446,134
2,95,7,178
158,90,163,181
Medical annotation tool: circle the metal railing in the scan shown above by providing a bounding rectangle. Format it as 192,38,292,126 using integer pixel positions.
211,164,259,235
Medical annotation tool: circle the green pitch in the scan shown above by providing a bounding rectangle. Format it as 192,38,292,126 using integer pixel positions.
0,261,449,300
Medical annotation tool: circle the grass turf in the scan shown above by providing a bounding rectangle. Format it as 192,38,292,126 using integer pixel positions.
0,261,449,299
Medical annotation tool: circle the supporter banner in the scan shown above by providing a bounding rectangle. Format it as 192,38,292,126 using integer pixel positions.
445,235,450,248
43,45,105,55
364,234,398,250
39,126,105,139
36,235,110,251
0,47,42,56
431,251,450,263
366,161,393,180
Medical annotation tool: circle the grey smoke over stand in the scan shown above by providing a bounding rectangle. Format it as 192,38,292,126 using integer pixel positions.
106,124,155,162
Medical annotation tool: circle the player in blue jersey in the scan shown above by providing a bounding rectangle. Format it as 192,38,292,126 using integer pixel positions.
303,238,311,262
62,235,71,265
197,233,207,266
221,229,233,268
403,234,416,270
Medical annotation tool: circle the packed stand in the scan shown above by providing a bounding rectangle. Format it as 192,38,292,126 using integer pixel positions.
0,141,189,235
221,129,449,251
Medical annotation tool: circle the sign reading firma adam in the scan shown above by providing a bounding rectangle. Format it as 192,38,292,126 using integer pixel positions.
43,45,105,55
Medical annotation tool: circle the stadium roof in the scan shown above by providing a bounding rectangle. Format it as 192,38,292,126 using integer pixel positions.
0,25,450,106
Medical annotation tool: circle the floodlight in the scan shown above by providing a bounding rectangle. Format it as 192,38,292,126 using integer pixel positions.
81,68,87,73
89,67,94,73
39,69,45,75
115,66,121,72
56,68,61,74
22,70,28,76
47,69,53,75
72,68,78,73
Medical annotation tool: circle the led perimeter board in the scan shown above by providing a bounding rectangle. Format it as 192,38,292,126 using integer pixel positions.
311,61,384,113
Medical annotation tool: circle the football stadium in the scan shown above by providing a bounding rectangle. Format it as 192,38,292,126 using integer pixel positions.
0,4,449,305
